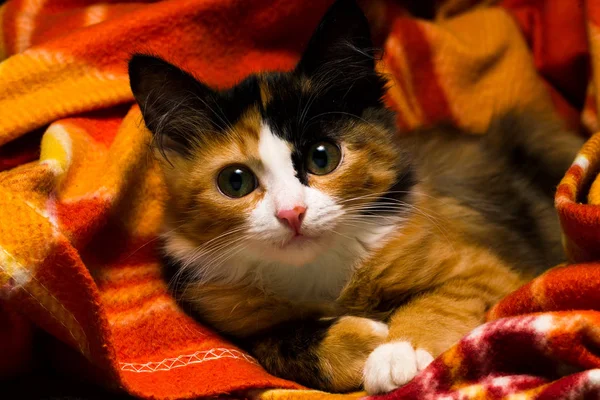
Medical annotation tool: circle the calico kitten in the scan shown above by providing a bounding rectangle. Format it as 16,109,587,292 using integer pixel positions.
128,0,583,394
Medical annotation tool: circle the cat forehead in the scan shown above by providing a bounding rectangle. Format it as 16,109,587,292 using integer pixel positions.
258,73,345,143
192,105,298,174
216,72,347,145
192,73,342,157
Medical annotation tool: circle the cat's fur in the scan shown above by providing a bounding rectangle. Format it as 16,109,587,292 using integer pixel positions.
128,0,584,394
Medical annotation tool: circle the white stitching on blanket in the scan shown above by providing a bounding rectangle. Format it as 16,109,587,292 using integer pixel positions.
0,255,90,358
119,348,258,373
0,193,90,358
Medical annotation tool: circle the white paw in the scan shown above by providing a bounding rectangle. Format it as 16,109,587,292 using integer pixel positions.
363,341,433,394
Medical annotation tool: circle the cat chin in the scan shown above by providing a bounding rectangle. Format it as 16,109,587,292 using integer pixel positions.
247,236,329,266
270,246,322,266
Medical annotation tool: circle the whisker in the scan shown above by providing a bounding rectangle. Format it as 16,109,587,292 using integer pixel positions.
168,228,250,291
189,238,252,282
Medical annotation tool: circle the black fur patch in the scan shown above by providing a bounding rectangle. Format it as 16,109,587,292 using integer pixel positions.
244,318,338,389
128,54,261,158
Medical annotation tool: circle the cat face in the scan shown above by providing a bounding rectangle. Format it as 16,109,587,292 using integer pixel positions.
129,0,414,276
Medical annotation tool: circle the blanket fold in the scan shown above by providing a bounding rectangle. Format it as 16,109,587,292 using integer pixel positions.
2,0,600,399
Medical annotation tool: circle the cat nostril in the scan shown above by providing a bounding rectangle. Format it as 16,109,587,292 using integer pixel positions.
277,206,307,234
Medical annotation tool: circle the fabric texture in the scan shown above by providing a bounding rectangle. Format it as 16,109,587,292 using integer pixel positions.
1,0,600,399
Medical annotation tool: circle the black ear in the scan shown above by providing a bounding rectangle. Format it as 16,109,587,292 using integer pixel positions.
296,0,376,79
128,54,218,157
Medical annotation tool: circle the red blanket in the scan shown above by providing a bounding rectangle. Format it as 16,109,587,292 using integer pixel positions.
1,0,600,399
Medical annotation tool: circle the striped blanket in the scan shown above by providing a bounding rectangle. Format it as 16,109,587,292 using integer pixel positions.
2,0,600,399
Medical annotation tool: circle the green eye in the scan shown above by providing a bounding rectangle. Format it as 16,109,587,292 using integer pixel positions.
217,165,257,198
306,141,342,175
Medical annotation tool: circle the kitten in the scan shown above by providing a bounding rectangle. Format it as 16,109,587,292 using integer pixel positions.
128,0,583,394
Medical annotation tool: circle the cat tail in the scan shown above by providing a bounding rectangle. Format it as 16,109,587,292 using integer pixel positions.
484,110,585,198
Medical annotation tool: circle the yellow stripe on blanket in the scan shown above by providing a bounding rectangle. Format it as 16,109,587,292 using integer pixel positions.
40,123,73,178
0,49,130,146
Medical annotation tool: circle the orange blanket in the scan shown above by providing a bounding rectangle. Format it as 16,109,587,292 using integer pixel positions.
1,0,599,399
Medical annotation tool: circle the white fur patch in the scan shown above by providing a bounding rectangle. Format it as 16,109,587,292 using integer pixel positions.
256,123,305,211
363,341,433,394
367,320,390,337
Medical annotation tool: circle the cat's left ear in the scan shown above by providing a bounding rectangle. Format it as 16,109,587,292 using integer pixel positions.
296,0,376,78
128,54,220,159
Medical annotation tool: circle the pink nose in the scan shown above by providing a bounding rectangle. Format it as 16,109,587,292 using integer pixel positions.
277,206,307,235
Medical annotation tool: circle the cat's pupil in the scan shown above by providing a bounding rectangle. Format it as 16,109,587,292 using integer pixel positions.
313,146,328,168
230,170,243,191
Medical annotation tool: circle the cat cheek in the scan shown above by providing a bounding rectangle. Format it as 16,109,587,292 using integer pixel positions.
212,193,262,230
302,188,342,228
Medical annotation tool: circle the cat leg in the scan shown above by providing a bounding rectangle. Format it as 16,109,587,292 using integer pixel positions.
363,271,522,394
246,316,388,392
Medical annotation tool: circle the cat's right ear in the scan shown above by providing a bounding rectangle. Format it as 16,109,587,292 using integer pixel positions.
128,54,217,158
295,0,376,79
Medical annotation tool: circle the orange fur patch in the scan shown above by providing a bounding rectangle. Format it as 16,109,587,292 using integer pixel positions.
317,316,388,392
159,108,264,243
339,191,525,356
308,119,404,204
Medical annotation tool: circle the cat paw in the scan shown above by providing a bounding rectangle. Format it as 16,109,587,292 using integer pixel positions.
318,316,389,392
363,341,433,394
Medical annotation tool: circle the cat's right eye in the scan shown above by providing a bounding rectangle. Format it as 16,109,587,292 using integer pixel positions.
217,165,257,198
305,141,342,176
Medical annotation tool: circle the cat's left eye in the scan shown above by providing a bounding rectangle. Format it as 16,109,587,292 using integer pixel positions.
305,141,342,176
217,165,257,198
